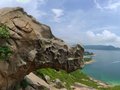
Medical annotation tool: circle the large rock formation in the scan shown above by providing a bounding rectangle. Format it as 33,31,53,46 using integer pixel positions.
0,7,84,90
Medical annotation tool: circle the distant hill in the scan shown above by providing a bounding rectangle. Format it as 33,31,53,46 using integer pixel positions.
84,45,120,50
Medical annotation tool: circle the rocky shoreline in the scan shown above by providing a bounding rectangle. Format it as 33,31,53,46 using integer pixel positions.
84,60,112,89
89,77,111,88
85,60,95,65
72,77,111,90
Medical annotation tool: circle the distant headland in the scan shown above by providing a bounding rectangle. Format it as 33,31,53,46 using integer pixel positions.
84,45,120,50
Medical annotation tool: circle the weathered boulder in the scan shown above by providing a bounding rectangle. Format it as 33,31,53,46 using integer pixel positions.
0,7,84,90
25,73,50,90
53,78,65,89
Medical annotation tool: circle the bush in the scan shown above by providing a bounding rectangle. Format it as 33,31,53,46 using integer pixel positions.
0,24,12,60
0,46,13,60
0,24,10,39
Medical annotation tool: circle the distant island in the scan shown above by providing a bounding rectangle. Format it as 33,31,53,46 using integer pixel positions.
84,45,120,50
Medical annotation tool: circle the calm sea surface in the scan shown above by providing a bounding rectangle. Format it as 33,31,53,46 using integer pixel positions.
82,49,120,85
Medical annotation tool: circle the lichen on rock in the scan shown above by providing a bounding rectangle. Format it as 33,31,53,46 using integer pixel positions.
0,7,84,90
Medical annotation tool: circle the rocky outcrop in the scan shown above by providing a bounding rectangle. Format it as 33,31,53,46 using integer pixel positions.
25,73,50,90
0,7,84,90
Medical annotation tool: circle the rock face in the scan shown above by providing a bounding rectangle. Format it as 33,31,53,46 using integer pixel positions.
0,7,84,90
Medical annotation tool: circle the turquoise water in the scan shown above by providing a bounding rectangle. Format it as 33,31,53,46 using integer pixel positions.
82,49,120,85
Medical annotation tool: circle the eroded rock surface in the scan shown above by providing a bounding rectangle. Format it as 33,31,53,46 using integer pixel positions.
0,7,84,90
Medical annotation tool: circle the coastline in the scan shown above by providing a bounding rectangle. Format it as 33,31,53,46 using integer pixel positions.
84,59,120,87
84,60,111,88
89,77,111,88
85,60,95,65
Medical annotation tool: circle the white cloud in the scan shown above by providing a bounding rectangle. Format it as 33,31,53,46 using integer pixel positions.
51,10,87,45
0,0,47,19
86,30,120,47
94,0,120,11
16,0,31,3
105,1,120,10
51,8,64,22
94,0,103,10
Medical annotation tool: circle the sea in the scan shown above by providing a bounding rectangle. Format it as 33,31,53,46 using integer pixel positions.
82,49,120,85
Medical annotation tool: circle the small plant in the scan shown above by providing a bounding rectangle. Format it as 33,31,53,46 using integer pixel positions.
20,79,29,89
0,24,10,39
0,24,12,61
0,46,13,60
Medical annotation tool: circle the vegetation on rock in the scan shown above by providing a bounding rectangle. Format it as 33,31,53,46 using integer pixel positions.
0,24,10,39
0,24,12,60
0,46,12,60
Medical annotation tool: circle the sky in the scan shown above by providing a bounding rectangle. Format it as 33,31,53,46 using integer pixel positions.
0,0,120,47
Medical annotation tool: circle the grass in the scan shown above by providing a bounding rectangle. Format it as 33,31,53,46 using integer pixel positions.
37,68,120,90
103,86,120,90
37,68,102,89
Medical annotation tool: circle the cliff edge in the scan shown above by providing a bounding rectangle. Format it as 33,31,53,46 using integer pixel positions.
0,7,84,90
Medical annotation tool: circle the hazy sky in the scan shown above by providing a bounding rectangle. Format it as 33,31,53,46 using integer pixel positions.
1,0,120,47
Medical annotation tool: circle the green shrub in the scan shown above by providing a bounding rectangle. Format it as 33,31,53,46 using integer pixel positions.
0,24,12,61
20,79,29,89
0,24,10,39
0,46,13,60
